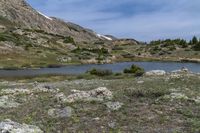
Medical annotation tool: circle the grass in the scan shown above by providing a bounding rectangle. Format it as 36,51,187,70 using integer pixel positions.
124,87,170,99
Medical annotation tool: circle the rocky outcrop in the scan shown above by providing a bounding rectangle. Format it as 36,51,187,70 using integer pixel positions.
48,107,73,118
56,87,113,103
0,119,43,133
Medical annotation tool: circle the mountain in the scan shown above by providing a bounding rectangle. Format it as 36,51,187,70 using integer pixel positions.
0,0,111,42
0,0,118,68
0,0,144,69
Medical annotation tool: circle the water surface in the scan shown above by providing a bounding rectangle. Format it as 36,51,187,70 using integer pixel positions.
0,61,200,77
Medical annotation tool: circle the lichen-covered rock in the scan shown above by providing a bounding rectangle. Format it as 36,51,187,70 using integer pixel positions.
105,102,123,111
55,92,68,103
193,96,200,104
170,93,189,99
48,107,73,118
1,88,31,95
145,70,166,76
66,87,113,103
171,67,190,74
0,86,59,96
0,119,43,133
163,93,189,101
0,96,20,108
34,85,59,93
108,122,116,129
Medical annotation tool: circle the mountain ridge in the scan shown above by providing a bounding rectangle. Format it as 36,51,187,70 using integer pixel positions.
0,0,112,42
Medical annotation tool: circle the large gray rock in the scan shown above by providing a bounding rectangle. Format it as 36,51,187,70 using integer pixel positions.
0,119,43,133
56,87,113,103
66,87,113,103
48,107,73,118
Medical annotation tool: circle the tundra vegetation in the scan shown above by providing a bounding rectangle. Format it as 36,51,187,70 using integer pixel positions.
0,68,200,132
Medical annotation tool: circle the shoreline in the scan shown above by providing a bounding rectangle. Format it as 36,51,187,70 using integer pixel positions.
0,57,200,70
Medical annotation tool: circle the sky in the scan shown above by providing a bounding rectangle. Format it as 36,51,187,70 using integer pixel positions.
27,0,200,42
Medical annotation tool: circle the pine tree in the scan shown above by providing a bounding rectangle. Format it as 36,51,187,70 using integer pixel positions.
193,41,200,51
192,36,198,44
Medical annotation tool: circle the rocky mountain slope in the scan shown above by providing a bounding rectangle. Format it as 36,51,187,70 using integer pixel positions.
0,0,108,42
0,0,120,68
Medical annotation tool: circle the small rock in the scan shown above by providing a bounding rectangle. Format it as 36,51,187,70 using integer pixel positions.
0,119,43,133
71,89,83,93
105,102,123,111
93,117,100,121
55,93,68,103
192,96,200,104
108,122,116,129
48,107,73,118
137,81,144,84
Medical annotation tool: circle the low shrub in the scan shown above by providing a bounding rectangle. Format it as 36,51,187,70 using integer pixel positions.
123,64,145,76
63,36,75,44
193,42,200,51
87,68,113,76
124,87,170,99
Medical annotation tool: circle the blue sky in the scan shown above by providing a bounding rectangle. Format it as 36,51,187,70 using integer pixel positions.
27,0,200,41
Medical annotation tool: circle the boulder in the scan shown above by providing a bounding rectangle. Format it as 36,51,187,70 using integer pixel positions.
55,92,68,103
66,87,113,103
105,102,123,111
0,119,43,133
57,87,113,103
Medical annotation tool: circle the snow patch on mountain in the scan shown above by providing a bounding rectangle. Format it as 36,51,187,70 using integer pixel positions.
37,11,52,20
97,34,112,41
